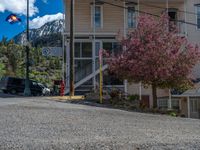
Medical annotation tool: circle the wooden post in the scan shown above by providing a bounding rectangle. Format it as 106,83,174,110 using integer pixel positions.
187,96,190,118
168,89,172,110
99,49,103,104
139,82,142,101
70,0,75,96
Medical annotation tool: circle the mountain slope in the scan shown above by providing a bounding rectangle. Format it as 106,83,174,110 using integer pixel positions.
13,19,64,46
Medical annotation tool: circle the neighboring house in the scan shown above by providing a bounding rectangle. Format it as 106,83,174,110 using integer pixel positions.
63,0,200,110
173,85,200,119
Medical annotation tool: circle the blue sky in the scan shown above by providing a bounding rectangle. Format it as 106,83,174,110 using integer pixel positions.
0,0,64,40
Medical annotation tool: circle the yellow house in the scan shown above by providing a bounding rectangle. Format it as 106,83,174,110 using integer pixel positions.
63,0,200,109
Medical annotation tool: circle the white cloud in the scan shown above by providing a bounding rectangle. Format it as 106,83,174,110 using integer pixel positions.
0,0,38,16
30,13,64,29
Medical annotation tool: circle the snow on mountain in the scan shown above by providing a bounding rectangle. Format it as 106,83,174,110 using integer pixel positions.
13,19,64,45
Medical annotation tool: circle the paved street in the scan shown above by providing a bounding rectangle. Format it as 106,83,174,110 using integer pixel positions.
0,95,27,106
0,97,200,150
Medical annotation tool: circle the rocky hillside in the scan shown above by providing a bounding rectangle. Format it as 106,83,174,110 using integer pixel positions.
13,19,64,47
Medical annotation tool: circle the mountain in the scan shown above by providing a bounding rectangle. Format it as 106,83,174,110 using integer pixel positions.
13,19,64,47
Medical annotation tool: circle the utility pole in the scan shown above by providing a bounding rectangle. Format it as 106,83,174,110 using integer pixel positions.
70,0,75,96
24,0,31,96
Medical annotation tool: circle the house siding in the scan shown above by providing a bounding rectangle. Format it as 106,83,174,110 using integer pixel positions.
65,0,186,35
186,0,200,78
65,0,125,35
127,83,169,108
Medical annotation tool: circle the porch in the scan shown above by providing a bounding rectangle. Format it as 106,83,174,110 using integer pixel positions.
173,88,200,119
64,37,124,94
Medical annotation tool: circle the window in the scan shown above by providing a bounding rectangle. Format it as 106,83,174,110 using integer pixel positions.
103,42,113,53
95,42,101,57
190,99,198,113
82,43,92,57
168,8,177,22
75,43,81,57
103,42,122,55
158,99,179,109
92,5,103,28
197,6,200,29
75,59,92,82
158,99,168,109
75,42,92,58
127,7,136,28
167,8,178,31
10,78,24,86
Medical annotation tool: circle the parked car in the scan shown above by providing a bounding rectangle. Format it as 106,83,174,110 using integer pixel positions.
38,83,51,96
0,76,43,96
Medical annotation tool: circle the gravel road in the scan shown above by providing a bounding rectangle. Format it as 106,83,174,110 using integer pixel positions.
0,97,200,150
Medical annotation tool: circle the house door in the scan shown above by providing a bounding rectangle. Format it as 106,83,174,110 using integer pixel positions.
74,42,93,84
190,98,200,119
141,95,150,108
93,41,124,90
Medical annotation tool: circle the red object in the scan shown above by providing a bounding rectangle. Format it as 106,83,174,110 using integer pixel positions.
60,80,65,96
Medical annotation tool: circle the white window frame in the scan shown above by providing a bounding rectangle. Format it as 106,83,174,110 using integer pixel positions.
196,5,200,30
74,41,93,59
158,99,168,109
91,5,103,28
158,98,179,109
190,99,198,113
127,6,136,29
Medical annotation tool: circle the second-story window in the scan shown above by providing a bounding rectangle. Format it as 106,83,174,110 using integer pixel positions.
197,5,200,29
168,9,177,23
92,5,102,28
127,7,136,28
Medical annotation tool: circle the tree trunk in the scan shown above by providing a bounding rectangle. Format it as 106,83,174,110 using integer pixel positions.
152,84,157,108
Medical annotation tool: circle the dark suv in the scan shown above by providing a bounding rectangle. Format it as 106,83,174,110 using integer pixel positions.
0,76,43,96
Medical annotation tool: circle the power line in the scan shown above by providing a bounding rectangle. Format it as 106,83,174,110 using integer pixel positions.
123,0,198,16
96,0,198,27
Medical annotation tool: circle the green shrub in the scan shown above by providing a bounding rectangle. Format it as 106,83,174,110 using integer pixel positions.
169,112,177,117
128,94,139,101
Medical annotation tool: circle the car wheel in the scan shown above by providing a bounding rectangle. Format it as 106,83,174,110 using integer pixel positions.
44,92,50,96
10,89,17,95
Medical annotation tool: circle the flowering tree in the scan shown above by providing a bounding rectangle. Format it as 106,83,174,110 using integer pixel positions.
107,14,200,108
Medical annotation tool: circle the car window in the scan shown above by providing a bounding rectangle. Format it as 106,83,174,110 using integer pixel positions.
38,83,45,88
9,78,23,85
32,82,38,86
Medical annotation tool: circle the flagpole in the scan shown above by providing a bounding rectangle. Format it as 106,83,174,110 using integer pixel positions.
24,0,31,96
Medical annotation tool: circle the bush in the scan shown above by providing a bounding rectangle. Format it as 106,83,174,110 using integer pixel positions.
128,94,139,101
109,89,121,100
169,112,177,117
